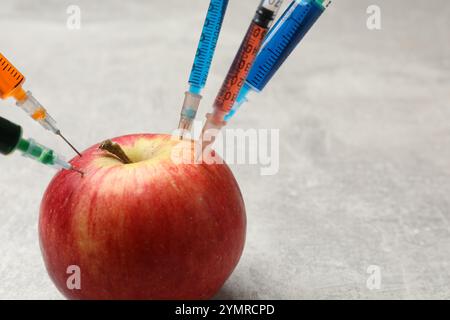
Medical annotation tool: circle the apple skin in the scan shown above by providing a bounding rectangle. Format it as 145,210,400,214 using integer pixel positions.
39,134,246,300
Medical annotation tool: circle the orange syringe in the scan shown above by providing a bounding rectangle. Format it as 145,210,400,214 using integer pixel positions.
0,52,81,156
201,0,284,151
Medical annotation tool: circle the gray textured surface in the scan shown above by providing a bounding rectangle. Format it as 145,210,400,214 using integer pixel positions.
0,0,449,299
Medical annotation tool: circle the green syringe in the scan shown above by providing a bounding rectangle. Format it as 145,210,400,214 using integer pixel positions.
0,116,83,175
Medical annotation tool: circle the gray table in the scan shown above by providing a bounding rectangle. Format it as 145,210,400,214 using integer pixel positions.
0,0,449,299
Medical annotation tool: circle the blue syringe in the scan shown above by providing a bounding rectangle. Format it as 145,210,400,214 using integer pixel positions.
224,0,330,121
178,0,229,135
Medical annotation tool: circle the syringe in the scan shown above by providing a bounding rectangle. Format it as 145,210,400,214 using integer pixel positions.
225,0,330,121
0,52,82,157
201,0,284,149
178,0,229,136
0,116,83,175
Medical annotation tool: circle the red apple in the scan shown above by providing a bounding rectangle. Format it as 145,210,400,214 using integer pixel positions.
39,134,246,300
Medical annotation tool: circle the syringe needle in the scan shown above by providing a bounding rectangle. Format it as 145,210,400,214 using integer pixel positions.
70,167,84,176
56,131,82,157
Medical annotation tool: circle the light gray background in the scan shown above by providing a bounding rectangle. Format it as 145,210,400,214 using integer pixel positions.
0,0,449,299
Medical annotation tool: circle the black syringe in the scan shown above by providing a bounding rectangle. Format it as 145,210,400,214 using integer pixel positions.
0,116,83,175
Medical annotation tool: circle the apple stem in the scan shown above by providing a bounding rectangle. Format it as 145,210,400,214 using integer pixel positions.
98,140,132,164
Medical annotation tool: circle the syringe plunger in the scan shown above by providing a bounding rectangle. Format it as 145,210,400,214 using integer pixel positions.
17,138,72,170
